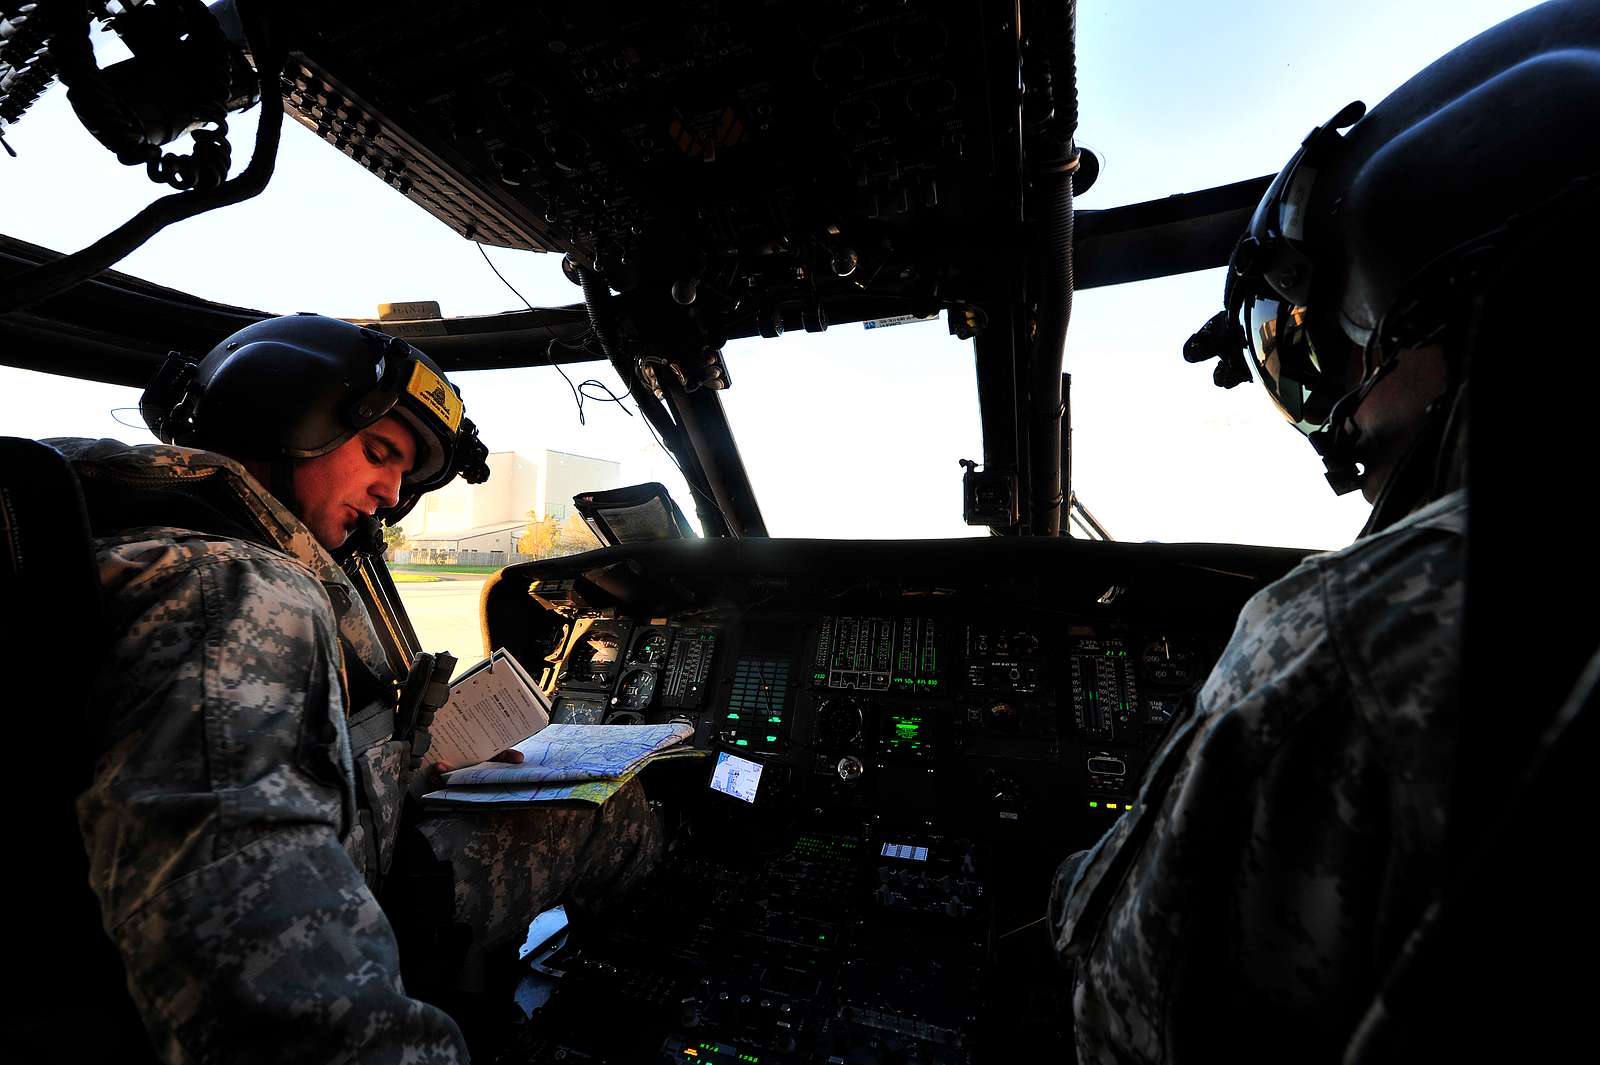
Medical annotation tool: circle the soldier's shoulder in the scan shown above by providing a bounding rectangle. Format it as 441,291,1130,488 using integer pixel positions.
1248,490,1466,608
56,437,349,589
1204,491,1467,709
1299,485,1465,592
97,528,322,605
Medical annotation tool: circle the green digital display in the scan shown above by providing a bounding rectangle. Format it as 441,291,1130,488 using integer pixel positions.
885,711,928,754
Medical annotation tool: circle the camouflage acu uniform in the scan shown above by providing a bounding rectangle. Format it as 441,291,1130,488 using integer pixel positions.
1050,490,1466,1064
55,439,662,1064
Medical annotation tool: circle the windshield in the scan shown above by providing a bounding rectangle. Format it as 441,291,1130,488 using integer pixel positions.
4,0,1536,556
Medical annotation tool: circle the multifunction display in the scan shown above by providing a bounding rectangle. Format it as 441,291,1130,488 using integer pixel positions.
662,627,718,709
720,656,792,755
813,616,940,692
1068,638,1140,741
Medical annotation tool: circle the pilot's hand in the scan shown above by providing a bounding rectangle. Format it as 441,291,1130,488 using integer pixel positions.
429,747,525,783
493,748,524,764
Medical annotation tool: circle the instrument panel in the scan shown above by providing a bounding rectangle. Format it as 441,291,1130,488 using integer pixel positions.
546,601,1218,836
481,536,1307,1063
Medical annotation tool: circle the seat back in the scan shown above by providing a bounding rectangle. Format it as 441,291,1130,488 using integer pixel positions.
1344,181,1600,1061
0,437,151,1055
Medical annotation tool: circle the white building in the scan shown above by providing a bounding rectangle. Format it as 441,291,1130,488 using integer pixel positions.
398,449,620,556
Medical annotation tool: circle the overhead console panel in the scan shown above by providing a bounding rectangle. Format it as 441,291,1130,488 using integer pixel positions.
284,0,1024,336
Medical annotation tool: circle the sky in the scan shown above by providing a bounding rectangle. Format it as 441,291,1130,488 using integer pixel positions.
0,0,1543,548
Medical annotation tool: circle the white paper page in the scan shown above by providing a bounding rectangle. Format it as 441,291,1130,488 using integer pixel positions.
426,648,551,769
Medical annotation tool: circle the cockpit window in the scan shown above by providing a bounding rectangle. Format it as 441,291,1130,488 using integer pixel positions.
718,326,986,539
5,1,1534,552
1061,271,1370,547
1077,1,1545,209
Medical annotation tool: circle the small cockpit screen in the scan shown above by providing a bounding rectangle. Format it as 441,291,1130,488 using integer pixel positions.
583,632,620,669
710,751,763,803
880,842,929,861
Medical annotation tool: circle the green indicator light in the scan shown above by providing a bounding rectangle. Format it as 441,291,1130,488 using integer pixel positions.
766,734,778,742
736,739,749,746
818,934,826,941
1089,801,1099,808
727,713,740,719
769,716,782,723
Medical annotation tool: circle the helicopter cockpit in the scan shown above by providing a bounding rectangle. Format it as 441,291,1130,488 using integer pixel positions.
4,2,1586,1063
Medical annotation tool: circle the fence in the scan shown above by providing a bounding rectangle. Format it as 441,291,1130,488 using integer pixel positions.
390,548,541,567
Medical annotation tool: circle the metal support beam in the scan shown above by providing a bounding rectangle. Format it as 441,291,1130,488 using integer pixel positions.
4,175,1275,386
1072,174,1273,289
969,304,1028,534
1060,371,1072,533
659,378,768,538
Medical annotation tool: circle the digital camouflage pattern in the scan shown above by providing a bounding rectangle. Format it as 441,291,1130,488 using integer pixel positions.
353,737,412,878
414,776,663,950
1050,489,1466,1064
55,439,661,1064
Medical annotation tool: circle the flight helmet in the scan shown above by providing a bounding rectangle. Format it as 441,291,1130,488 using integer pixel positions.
1185,0,1600,494
141,313,490,523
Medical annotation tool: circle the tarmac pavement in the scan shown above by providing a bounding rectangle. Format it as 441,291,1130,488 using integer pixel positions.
391,574,491,676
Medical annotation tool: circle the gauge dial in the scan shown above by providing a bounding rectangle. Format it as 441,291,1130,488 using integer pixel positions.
614,667,658,710
985,702,1019,731
1140,637,1202,687
814,696,864,748
566,629,622,685
631,629,671,665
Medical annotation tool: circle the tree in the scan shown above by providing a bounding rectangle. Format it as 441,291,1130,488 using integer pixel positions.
381,522,408,551
517,513,563,559
560,511,600,551
517,510,601,559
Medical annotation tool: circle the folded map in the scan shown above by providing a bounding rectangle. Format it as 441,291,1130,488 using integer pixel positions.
421,722,702,807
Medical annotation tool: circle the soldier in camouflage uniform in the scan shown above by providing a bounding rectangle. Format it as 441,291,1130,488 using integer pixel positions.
1048,3,1600,1061
58,315,661,1063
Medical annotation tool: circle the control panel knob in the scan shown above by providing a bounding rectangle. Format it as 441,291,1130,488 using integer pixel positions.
837,755,866,781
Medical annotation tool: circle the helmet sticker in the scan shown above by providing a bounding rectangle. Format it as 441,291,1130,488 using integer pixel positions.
1281,165,1317,241
405,360,463,433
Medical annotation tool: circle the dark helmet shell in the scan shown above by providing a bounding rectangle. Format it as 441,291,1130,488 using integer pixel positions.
141,313,488,520
1306,0,1600,355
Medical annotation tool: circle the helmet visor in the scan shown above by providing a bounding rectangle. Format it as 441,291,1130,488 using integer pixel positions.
1241,296,1336,434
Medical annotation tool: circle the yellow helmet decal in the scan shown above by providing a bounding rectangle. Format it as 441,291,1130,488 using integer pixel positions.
405,360,463,433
